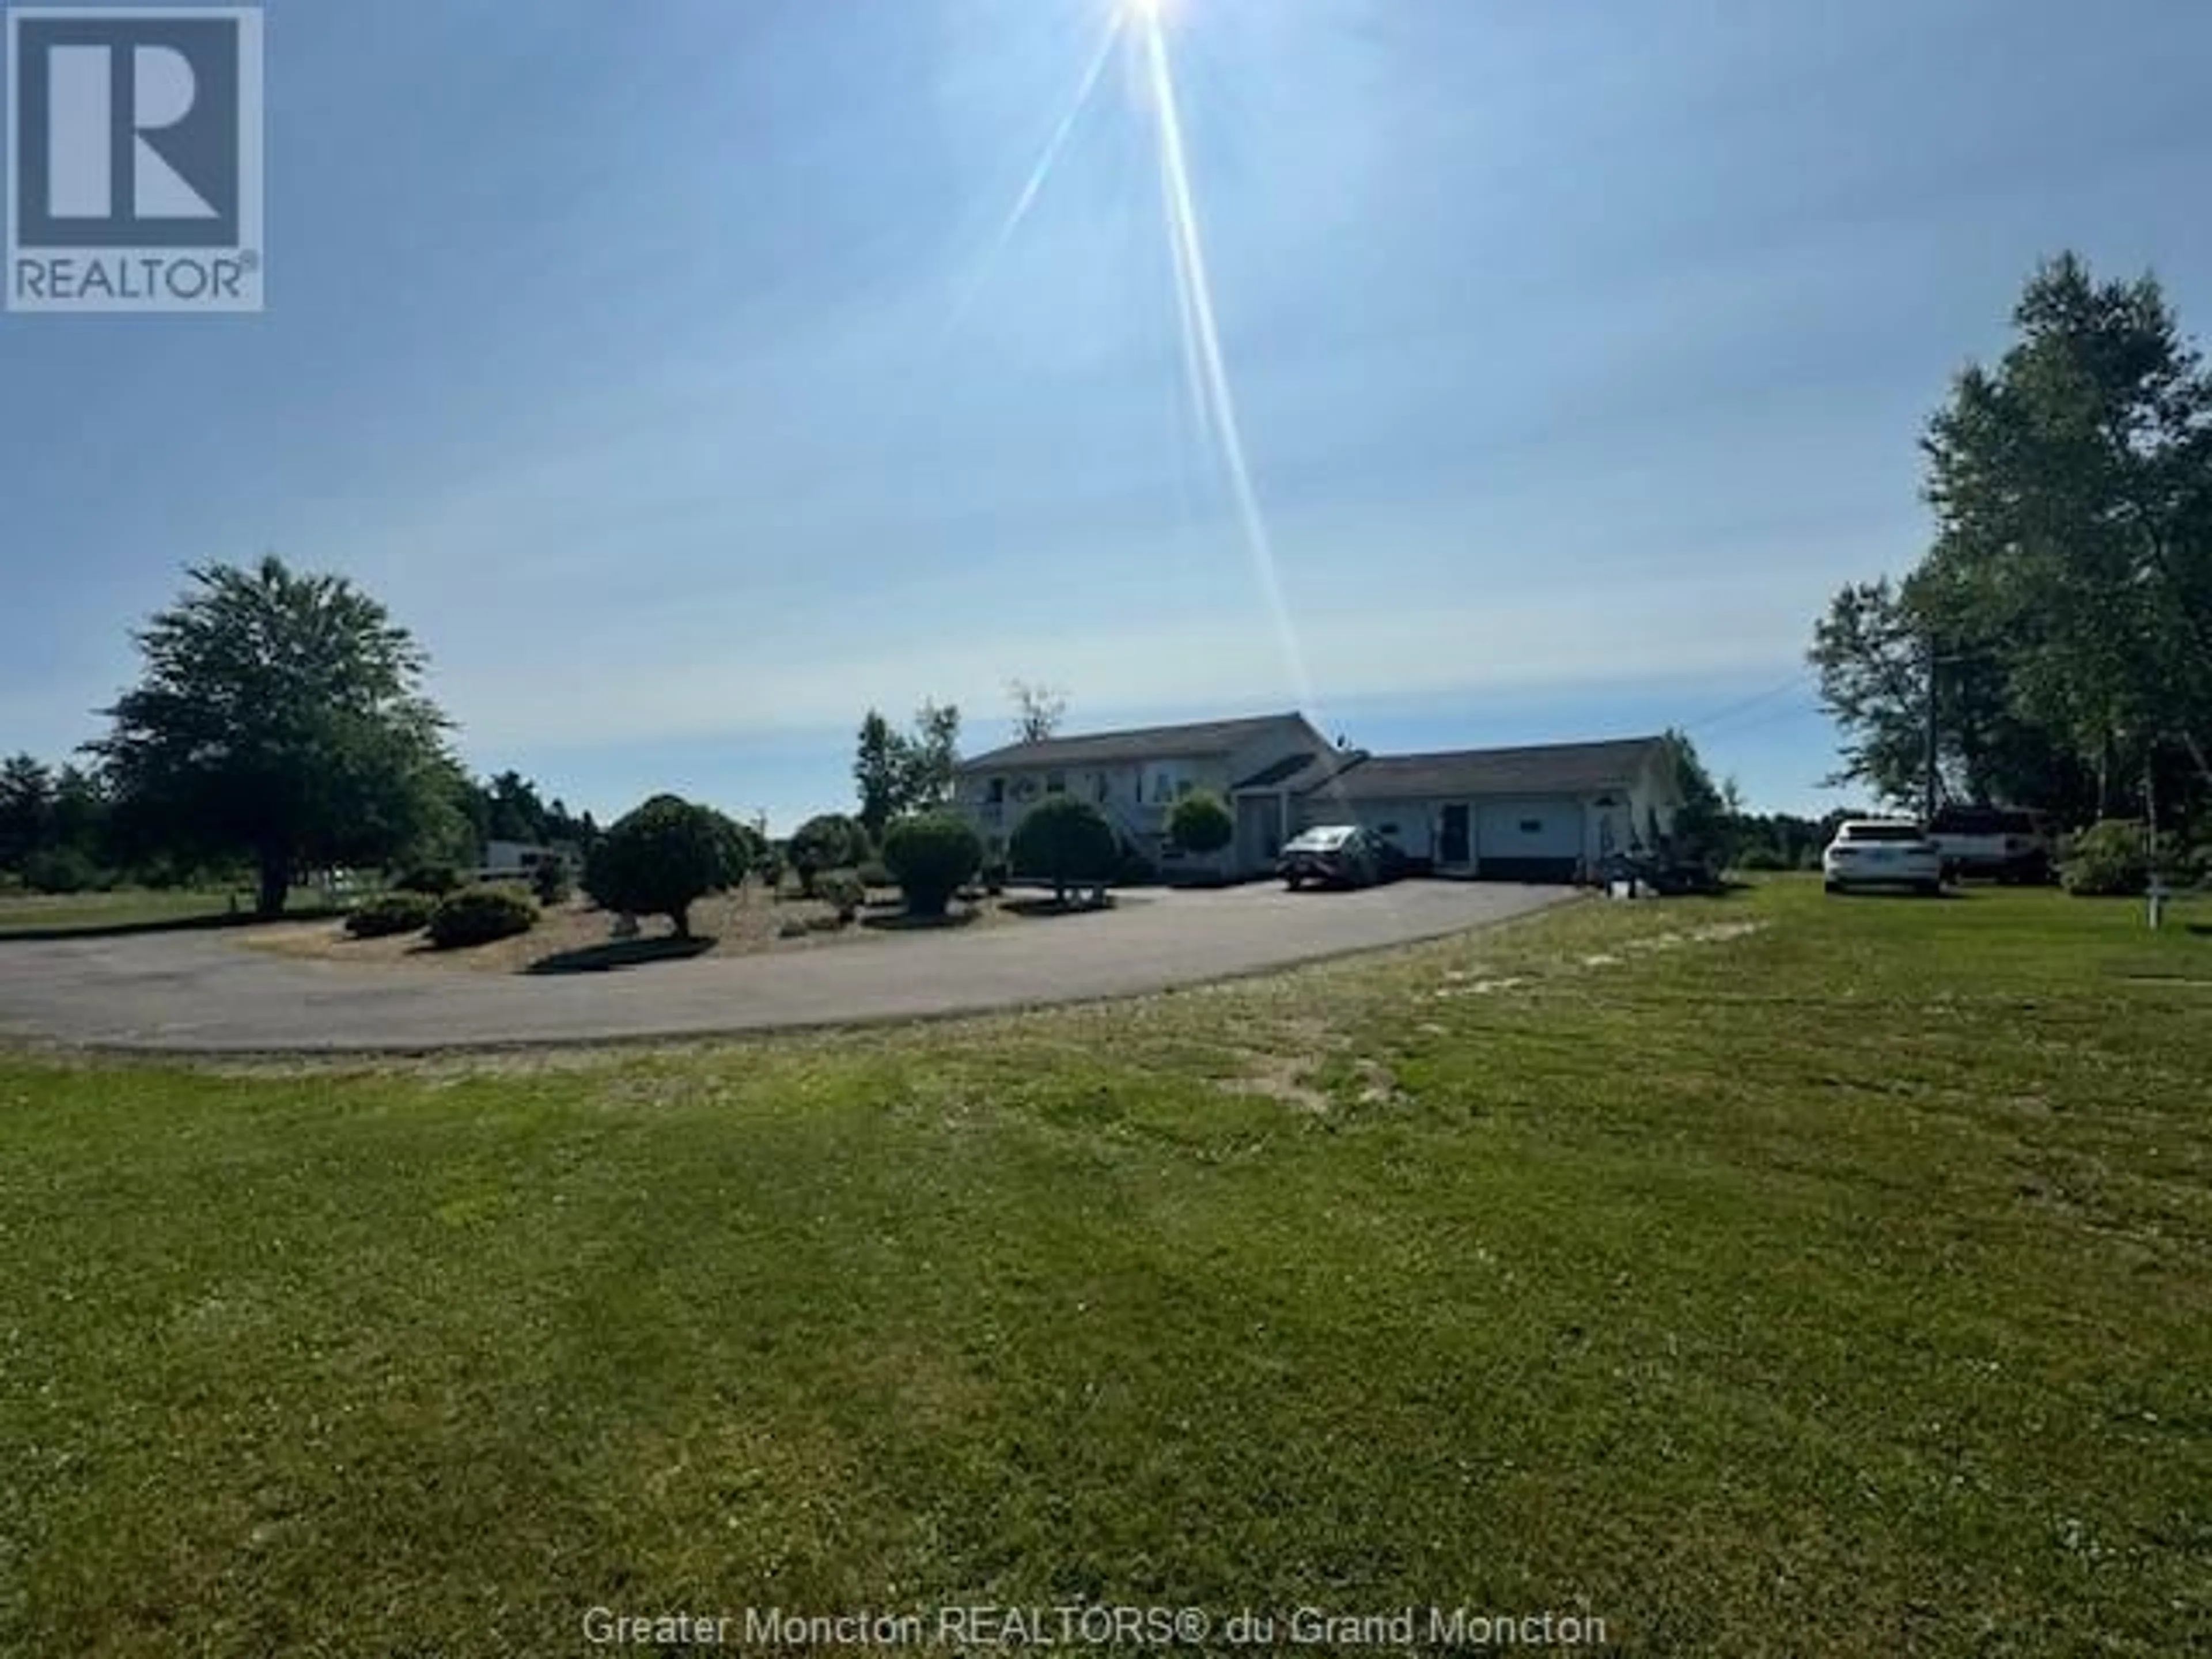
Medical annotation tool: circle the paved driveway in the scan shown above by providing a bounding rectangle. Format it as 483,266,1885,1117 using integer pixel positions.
0,881,1571,1055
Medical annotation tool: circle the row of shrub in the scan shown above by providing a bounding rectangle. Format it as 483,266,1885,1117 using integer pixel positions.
345,884,539,949
520,789,1223,940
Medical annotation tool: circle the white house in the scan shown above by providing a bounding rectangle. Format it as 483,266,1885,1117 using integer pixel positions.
952,711,1339,878
953,713,1682,882
1293,736,1681,882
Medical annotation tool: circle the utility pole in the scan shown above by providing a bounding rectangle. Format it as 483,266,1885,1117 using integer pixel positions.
1923,633,1940,825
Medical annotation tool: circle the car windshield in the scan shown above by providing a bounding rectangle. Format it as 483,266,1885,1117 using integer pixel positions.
1288,827,1357,851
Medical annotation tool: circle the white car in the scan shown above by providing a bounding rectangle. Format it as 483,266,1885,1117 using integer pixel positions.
1823,819,1945,895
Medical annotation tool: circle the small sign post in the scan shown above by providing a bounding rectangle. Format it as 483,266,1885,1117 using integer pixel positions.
2147,876,2171,930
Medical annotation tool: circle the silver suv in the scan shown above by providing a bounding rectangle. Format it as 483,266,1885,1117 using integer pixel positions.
1927,805,2054,884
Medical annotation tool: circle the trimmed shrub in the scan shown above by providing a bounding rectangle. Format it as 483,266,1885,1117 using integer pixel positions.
394,862,463,896
813,868,866,922
344,892,434,938
585,794,747,937
788,815,868,897
856,858,895,890
1166,790,1234,858
529,858,572,907
881,813,983,918
2060,819,2166,897
1010,797,1117,902
426,884,538,949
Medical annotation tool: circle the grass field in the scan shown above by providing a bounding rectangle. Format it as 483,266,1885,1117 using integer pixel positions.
2,879,2207,1655
0,886,331,936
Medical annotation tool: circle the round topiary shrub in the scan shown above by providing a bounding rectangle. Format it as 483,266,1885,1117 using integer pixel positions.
1011,797,1118,903
813,868,866,922
1166,790,1234,858
344,892,435,938
426,884,539,949
855,858,895,891
585,794,748,937
393,862,463,896
881,813,983,918
787,814,867,897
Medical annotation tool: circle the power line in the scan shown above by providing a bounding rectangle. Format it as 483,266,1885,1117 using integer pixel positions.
1698,699,1824,742
1682,670,1817,734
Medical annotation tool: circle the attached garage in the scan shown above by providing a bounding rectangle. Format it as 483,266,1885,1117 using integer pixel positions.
1474,798,1585,882
1293,736,1681,883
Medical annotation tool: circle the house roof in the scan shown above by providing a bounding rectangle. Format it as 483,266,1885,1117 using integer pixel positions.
1245,748,1370,794
956,711,1308,774
1230,750,1326,790
1302,736,1669,801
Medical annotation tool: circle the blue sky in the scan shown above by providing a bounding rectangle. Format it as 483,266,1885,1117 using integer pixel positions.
5,0,2210,830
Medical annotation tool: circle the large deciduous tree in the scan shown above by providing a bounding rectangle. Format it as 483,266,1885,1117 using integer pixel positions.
900,699,961,812
851,700,964,836
854,711,904,842
1006,680,1068,744
90,556,457,917
1813,253,2212,827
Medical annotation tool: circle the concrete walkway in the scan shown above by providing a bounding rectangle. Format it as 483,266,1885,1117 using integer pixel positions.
0,881,1571,1055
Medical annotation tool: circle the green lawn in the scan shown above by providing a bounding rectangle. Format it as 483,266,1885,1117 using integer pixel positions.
2,880,2207,1655
0,886,332,935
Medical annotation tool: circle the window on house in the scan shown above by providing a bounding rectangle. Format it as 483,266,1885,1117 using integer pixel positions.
986,778,1005,804
1093,773,1109,802
1519,819,1543,835
1045,771,1066,795
1176,780,1194,799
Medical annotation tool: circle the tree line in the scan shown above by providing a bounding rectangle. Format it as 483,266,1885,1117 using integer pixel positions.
0,558,613,912
1810,252,2212,846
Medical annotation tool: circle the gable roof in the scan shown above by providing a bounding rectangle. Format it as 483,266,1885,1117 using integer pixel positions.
1304,736,1669,800
956,711,1309,774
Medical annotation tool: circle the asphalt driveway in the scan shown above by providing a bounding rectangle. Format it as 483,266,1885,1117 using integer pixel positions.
0,880,1571,1055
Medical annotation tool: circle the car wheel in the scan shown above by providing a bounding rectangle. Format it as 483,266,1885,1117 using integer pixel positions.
1824,880,1843,895
1283,876,1301,891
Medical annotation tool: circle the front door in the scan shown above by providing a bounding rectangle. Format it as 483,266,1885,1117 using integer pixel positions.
1438,804,1471,865
1234,794,1281,875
